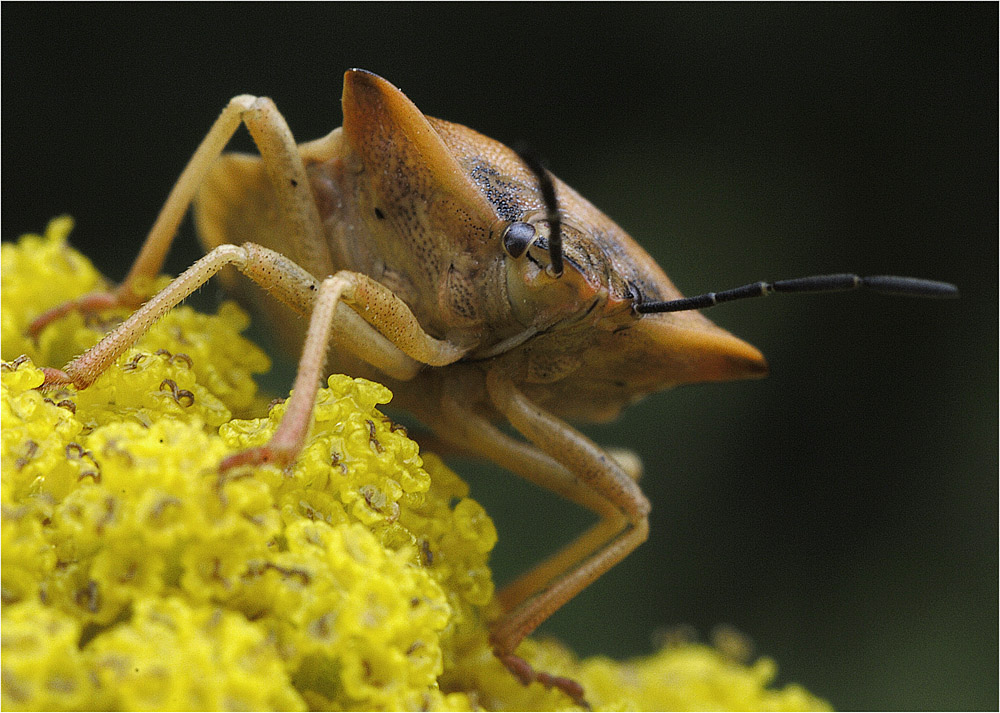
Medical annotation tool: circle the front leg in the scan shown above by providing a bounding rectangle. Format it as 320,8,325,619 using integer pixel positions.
40,243,467,470
219,267,468,470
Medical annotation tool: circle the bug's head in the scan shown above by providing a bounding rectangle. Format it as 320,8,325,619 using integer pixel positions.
492,213,618,331
503,148,769,388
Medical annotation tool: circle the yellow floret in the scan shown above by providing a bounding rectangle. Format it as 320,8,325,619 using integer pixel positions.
86,596,305,711
1,220,831,711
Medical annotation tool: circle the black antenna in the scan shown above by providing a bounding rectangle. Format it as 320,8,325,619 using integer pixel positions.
515,146,563,277
635,273,959,314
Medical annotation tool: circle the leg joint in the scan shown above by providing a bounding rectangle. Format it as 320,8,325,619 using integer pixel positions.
209,242,250,270
632,493,651,522
324,271,357,300
227,94,260,113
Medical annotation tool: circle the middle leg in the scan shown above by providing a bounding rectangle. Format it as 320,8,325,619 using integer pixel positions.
437,370,651,707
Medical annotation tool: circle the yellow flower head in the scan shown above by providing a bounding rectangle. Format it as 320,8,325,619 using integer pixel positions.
1,219,830,711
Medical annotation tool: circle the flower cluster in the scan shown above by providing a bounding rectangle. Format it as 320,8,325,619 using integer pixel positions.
1,219,830,711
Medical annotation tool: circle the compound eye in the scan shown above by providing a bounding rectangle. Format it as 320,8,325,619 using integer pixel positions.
502,221,536,258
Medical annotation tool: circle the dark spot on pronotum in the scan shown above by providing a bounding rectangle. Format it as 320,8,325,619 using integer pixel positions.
374,207,385,220
290,179,298,187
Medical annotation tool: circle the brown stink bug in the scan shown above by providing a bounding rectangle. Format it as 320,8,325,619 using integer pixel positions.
29,69,957,706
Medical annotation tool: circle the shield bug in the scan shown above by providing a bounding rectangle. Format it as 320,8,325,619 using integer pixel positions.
29,69,957,706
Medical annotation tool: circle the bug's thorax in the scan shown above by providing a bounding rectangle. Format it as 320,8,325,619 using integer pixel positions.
299,73,635,360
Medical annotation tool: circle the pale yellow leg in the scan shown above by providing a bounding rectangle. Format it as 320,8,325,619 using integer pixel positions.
494,449,643,616
465,369,651,707
440,389,619,518
40,241,467,471
438,391,632,612
218,269,468,469
438,376,646,613
605,447,643,482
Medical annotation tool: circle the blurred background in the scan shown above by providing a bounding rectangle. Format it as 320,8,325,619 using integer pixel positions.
5,5,996,709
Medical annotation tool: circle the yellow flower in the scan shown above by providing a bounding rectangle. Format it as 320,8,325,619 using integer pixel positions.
1,219,831,711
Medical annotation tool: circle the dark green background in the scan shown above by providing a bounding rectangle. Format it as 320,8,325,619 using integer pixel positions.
5,5,996,709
